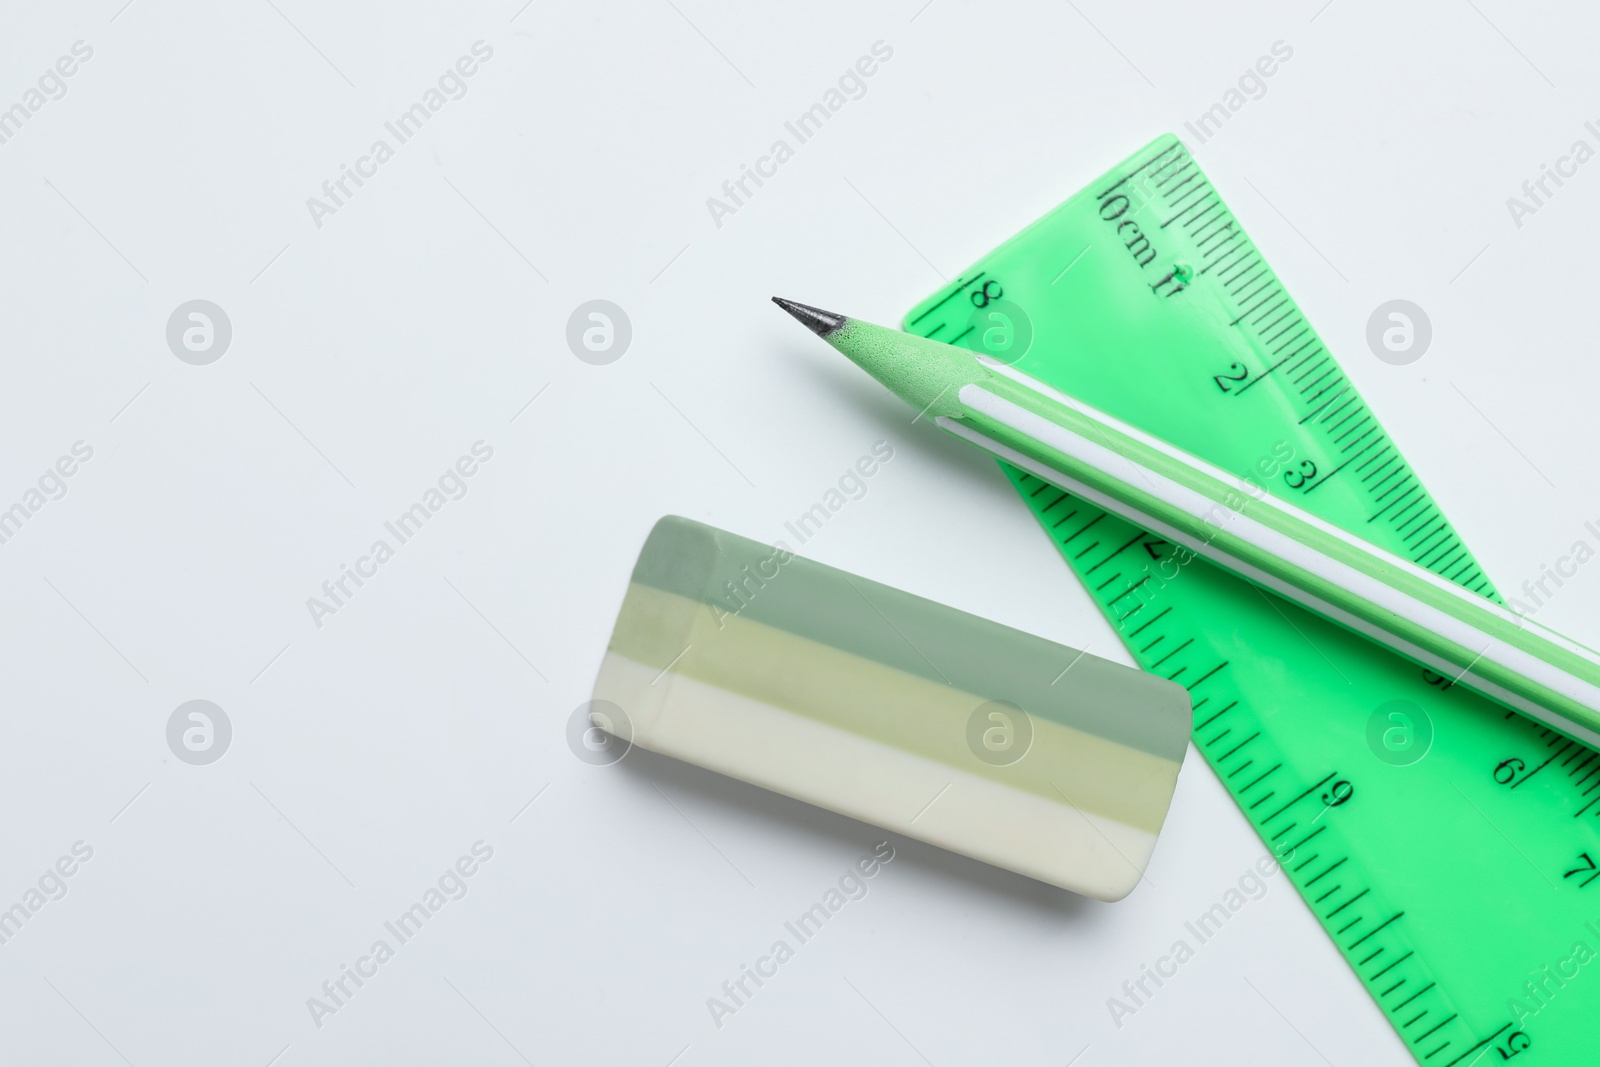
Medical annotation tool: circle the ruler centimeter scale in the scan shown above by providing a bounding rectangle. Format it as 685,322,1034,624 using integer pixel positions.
905,135,1600,1065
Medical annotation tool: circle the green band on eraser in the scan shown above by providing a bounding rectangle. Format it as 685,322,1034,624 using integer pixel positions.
592,515,1191,900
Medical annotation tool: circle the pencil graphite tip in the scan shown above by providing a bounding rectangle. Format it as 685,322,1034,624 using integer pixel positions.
776,299,988,424
772,297,847,337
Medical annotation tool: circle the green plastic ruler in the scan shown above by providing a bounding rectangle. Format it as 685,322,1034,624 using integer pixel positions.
905,135,1600,1065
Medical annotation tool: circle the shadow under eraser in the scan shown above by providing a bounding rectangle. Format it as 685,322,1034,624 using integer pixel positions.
591,515,1191,901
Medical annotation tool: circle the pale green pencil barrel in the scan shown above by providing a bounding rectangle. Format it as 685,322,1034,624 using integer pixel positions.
788,307,1600,751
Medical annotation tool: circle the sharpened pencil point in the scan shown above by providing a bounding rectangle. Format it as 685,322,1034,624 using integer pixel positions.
772,297,846,337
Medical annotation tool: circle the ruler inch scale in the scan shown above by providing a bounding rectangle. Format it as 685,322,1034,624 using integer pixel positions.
905,135,1600,1065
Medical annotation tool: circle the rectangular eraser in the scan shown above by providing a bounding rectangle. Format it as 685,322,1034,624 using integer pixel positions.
591,516,1191,901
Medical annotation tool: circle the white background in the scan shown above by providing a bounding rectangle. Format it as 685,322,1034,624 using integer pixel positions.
2,1,1598,1064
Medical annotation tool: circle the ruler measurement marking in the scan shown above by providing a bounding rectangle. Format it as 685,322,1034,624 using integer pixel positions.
1163,169,1203,200
1062,513,1105,543
1366,464,1408,495
1368,485,1420,523
1106,578,1149,605
1419,536,1464,570
1282,347,1325,381
1196,700,1240,729
1415,1015,1458,1043
1126,607,1170,637
1326,887,1371,917
1221,258,1264,288
1223,266,1266,296
1304,857,1347,886
1349,912,1404,948
1356,449,1396,477
1336,424,1379,454
1260,314,1304,347
1229,287,1280,325
1273,332,1316,360
1425,543,1468,575
1293,361,1334,391
1159,192,1207,228
1332,416,1375,446
1414,527,1452,563
1370,950,1414,980
1392,981,1437,1011
1182,198,1225,231
1151,156,1194,189
1233,274,1277,305
1402,519,1445,553
1202,230,1245,261
1086,532,1147,573
1216,732,1260,760
1438,1026,1511,1067
1203,236,1250,267
1300,374,1345,405
1249,299,1292,332
1151,639,1193,667
1190,199,1222,233
1262,773,1336,822
1319,398,1363,431
1284,825,1326,854
1226,759,1255,779
1186,661,1229,691
1169,196,1219,231
1413,526,1455,558
1373,474,1417,503
1192,211,1234,244
1201,241,1250,276
1197,223,1242,256
1394,506,1438,536
1300,386,1351,423
1292,356,1334,386
1163,179,1208,214
1050,509,1082,529
1197,225,1240,255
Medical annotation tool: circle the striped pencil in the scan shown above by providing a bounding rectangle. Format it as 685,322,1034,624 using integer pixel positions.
775,297,1600,749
